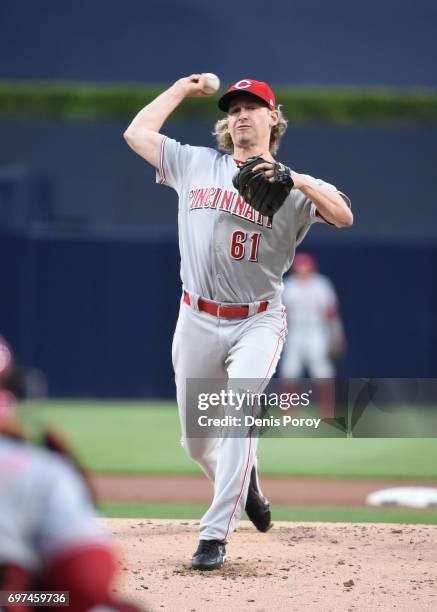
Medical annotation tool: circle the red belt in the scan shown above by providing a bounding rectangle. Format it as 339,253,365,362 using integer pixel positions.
183,291,268,319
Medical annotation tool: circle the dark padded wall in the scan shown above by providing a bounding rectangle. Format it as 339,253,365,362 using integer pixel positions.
1,121,436,241
1,0,437,86
1,118,436,396
1,233,436,397
1,0,436,397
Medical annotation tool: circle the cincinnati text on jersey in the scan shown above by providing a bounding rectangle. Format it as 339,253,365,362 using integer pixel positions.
189,188,273,228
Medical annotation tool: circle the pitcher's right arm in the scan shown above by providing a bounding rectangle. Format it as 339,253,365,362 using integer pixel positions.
123,74,211,168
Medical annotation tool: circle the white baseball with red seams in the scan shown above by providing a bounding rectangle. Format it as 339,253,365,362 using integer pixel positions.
156,136,350,541
201,73,220,94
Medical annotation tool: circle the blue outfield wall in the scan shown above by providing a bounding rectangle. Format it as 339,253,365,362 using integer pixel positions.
1,120,437,242
1,232,436,398
1,0,437,87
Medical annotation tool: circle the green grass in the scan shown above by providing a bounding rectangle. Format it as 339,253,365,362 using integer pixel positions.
99,502,437,524
21,401,187,474
1,81,437,124
19,401,437,480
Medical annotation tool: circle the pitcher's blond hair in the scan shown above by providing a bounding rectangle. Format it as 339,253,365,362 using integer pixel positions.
213,106,288,155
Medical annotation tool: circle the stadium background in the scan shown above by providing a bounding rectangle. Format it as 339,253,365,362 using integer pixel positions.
1,0,437,526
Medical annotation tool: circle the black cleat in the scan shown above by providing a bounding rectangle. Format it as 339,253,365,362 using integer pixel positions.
191,539,227,571
245,465,273,532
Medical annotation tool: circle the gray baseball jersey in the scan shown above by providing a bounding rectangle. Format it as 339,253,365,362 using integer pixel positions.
157,137,349,303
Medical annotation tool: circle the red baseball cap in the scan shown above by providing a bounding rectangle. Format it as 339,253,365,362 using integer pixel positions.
218,79,277,112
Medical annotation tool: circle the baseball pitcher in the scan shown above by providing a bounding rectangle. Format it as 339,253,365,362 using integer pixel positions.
124,75,353,570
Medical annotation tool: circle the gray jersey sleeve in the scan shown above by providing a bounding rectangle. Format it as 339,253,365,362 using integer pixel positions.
295,175,351,225
155,136,196,194
292,175,351,244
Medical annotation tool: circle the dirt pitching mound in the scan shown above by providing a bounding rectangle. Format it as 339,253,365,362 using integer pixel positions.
107,519,436,612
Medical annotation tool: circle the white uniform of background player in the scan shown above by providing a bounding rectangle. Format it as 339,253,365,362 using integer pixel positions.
124,75,353,568
280,252,345,379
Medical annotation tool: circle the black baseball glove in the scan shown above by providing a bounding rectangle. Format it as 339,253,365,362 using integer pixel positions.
232,157,294,217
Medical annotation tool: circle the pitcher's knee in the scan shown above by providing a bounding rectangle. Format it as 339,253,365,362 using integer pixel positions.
181,437,206,462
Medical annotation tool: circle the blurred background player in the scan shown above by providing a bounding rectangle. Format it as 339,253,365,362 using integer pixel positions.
279,253,346,417
0,405,140,612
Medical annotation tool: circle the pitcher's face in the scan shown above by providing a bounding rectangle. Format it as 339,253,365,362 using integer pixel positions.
227,95,278,151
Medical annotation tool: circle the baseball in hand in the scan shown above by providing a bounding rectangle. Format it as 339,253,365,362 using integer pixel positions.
201,73,220,94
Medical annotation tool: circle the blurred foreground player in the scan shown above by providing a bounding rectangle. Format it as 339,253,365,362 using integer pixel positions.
0,335,45,404
0,335,20,410
0,406,140,612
